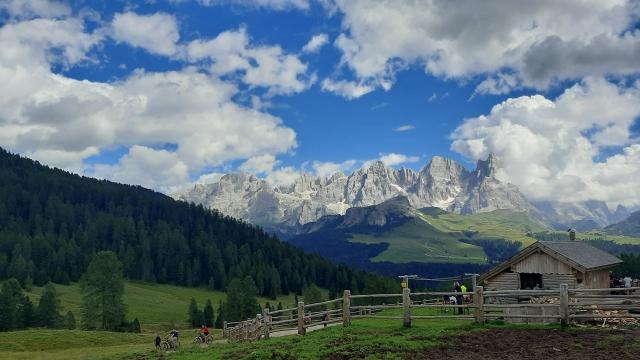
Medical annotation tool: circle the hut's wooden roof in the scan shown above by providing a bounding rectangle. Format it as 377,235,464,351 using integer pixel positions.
479,241,622,283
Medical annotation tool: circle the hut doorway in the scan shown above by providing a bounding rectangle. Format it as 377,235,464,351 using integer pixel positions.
519,273,543,289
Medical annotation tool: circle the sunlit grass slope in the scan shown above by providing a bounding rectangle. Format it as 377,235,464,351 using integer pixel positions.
24,281,298,332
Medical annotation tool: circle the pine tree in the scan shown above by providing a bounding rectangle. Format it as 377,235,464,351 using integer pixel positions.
214,300,224,329
80,251,126,331
224,278,244,322
0,280,18,331
37,283,60,328
203,299,214,327
64,311,76,329
241,276,260,319
20,295,35,328
130,317,141,333
188,297,199,328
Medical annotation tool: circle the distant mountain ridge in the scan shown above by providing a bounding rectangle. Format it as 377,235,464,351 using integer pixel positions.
175,153,629,234
176,154,533,234
605,210,640,237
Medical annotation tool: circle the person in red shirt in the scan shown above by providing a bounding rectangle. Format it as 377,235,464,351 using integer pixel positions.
200,325,209,342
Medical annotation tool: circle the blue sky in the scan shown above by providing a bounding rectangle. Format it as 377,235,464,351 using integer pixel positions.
1,0,640,205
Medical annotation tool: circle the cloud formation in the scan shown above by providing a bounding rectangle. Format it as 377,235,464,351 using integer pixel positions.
451,77,640,205
325,0,640,98
0,14,298,192
302,33,329,53
378,153,420,167
187,27,314,95
111,12,180,56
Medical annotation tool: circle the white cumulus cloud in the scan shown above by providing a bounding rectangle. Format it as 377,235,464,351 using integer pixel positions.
325,0,640,98
187,27,313,95
378,153,420,167
0,15,298,191
111,12,180,56
450,77,640,205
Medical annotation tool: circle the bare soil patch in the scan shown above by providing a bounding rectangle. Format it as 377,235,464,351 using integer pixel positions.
411,328,640,360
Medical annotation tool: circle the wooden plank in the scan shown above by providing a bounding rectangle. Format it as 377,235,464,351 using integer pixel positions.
350,293,403,299
484,304,559,308
305,298,343,308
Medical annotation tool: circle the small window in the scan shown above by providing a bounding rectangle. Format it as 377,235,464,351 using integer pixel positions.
519,273,543,290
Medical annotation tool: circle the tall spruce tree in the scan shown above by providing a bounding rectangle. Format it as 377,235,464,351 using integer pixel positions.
64,311,76,330
80,251,126,331
203,299,215,327
241,276,260,318
37,283,61,328
0,279,35,331
0,279,19,331
188,297,199,328
214,300,224,329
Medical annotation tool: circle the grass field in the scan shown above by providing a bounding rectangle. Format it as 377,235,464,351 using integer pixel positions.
347,210,549,264
0,318,471,360
420,209,546,246
24,281,299,333
3,315,638,360
349,219,487,264
0,329,150,360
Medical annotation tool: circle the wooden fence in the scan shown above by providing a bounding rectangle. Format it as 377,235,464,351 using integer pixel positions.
223,286,640,342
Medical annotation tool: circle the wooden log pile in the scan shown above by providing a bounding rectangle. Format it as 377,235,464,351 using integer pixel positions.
588,309,639,327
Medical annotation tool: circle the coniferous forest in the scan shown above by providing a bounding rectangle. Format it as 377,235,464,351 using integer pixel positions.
0,147,395,298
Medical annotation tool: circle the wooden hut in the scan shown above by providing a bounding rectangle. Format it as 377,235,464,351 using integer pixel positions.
479,241,622,291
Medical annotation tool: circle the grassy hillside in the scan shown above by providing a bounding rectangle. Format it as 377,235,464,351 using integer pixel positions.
349,219,487,264
348,209,547,264
24,281,299,332
419,209,546,246
0,330,150,360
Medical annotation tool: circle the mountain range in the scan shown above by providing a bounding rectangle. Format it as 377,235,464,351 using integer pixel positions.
175,154,630,235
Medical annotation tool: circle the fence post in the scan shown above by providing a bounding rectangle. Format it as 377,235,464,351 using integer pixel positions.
402,287,411,327
223,321,227,338
262,308,270,340
343,290,351,327
474,286,484,324
297,301,306,335
559,283,569,326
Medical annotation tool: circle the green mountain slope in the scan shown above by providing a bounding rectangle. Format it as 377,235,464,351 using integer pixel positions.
291,197,547,265
349,218,487,264
24,280,300,332
419,208,547,246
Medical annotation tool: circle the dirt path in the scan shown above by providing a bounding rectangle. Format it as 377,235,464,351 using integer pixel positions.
407,328,640,360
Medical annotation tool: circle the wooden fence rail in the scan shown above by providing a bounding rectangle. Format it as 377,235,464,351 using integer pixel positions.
222,285,639,342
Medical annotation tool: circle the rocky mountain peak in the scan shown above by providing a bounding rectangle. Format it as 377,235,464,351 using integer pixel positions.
473,152,498,180
175,153,533,233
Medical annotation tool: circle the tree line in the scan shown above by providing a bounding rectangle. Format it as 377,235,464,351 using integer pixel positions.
0,147,396,300
0,251,139,332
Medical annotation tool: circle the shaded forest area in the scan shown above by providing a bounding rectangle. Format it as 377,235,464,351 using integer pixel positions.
0,148,396,299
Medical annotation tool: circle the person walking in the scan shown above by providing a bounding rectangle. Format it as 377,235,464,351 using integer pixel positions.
454,281,463,315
